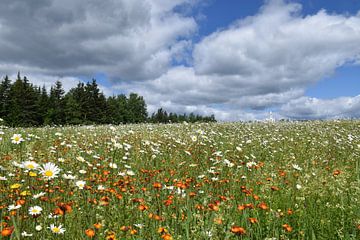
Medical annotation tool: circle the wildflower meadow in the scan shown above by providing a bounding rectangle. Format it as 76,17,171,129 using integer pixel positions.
0,120,359,239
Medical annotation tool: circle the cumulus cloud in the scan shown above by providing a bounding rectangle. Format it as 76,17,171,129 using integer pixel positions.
128,0,360,119
280,96,360,119
0,0,197,80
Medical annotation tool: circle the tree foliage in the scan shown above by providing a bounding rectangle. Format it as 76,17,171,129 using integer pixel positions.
0,73,216,126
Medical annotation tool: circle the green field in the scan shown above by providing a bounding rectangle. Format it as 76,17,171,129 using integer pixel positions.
0,121,359,239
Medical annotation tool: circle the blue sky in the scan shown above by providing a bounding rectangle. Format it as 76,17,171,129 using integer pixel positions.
1,0,360,120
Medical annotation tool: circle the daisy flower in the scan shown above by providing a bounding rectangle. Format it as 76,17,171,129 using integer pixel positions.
292,164,302,171
39,162,61,179
109,163,118,169
11,134,24,144
29,206,43,215
63,174,76,180
21,161,39,170
33,192,46,199
75,180,86,189
49,224,65,234
21,231,33,237
8,204,21,211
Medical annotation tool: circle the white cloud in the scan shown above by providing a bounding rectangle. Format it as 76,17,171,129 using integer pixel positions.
281,95,360,119
0,0,197,80
126,0,360,120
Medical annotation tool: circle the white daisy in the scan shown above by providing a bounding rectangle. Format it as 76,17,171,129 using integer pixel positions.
109,163,118,169
39,162,61,179
75,180,86,189
292,164,303,171
21,161,39,170
49,224,65,234
29,206,43,215
33,192,46,199
8,204,21,211
11,134,24,144
21,231,33,237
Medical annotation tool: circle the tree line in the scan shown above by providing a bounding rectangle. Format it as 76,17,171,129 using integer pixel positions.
0,73,216,127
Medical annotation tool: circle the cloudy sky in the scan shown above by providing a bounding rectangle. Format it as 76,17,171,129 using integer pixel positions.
1,0,360,121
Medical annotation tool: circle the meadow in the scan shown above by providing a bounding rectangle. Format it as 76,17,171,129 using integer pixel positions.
0,120,359,239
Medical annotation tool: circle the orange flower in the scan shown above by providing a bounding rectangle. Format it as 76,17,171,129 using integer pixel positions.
237,205,245,211
253,194,260,200
282,224,293,232
1,227,13,237
105,231,116,240
16,199,26,205
163,199,173,206
120,226,130,232
57,202,72,213
158,227,168,234
93,223,102,229
230,226,246,235
138,204,149,211
85,228,95,238
153,182,162,189
99,196,110,206
287,209,293,215
213,217,223,225
189,192,196,197
161,233,173,240
248,217,258,224
271,186,280,191
53,207,64,216
258,202,268,210
279,170,287,177
130,229,137,235
333,170,341,176
208,203,219,211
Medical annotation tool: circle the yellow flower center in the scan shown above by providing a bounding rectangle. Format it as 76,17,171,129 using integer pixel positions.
45,170,53,177
31,209,39,213
14,136,20,141
27,164,34,169
53,227,60,233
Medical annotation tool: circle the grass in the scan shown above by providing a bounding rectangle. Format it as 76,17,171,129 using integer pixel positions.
0,120,359,239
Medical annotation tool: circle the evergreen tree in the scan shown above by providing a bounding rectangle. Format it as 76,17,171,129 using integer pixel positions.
22,76,40,126
127,93,147,123
8,73,27,126
84,79,107,124
64,90,82,124
46,81,65,125
35,86,49,125
0,75,12,123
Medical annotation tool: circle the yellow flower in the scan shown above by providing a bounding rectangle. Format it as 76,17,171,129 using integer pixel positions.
20,191,31,196
10,183,22,189
29,171,37,177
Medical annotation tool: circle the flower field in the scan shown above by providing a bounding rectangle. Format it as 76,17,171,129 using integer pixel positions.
0,121,359,239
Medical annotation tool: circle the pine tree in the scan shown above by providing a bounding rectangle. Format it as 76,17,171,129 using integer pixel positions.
127,93,147,123
46,81,65,125
8,73,26,126
64,90,82,124
35,86,49,125
0,75,12,123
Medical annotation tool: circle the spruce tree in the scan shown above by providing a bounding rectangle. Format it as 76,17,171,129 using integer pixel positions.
0,75,12,123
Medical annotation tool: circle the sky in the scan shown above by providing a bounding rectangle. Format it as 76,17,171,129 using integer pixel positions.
0,0,360,121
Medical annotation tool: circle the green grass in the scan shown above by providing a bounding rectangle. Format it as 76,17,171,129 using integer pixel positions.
0,120,359,239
